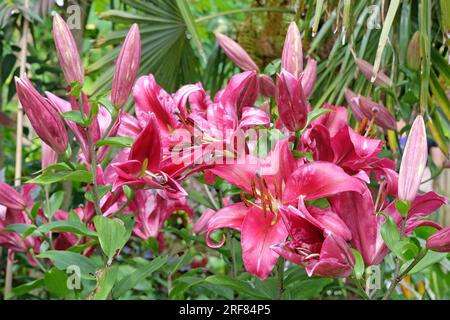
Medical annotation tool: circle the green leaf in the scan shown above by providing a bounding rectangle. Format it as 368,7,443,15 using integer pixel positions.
61,110,86,126
85,185,111,203
3,223,37,238
300,108,333,133
95,137,134,148
372,0,400,84
36,220,97,238
91,266,119,300
380,214,401,253
404,250,448,275
98,97,116,116
93,216,131,261
38,251,98,278
9,279,44,298
287,278,333,300
112,255,168,298
351,248,365,279
204,275,269,299
27,170,93,185
176,0,206,62
395,200,410,218
169,275,204,300
391,240,419,261
44,268,69,297
44,191,65,218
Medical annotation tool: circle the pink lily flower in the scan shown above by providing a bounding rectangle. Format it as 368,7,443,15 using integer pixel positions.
112,113,186,198
199,140,365,279
330,189,447,265
111,24,141,110
53,13,84,85
398,115,427,202
272,203,355,278
15,76,68,154
128,190,193,240
426,227,450,252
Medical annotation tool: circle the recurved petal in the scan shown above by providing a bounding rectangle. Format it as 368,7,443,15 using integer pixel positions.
241,206,288,280
283,161,366,204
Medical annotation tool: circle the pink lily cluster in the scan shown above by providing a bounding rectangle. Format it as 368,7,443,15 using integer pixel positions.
2,16,448,284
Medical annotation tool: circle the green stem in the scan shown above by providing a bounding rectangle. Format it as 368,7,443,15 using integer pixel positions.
382,249,427,300
277,258,285,300
350,277,370,300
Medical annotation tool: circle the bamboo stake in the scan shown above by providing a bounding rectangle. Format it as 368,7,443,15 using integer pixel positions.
4,0,30,299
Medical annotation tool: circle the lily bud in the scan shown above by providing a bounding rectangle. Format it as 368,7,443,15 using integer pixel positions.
426,227,450,252
398,115,427,202
0,181,26,211
275,70,308,131
111,24,141,109
358,96,397,130
301,58,317,98
406,31,420,71
344,88,365,121
53,13,84,85
15,76,68,154
355,58,392,87
42,142,58,169
282,22,303,78
215,32,259,72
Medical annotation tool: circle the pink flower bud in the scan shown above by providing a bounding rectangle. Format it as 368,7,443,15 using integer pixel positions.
53,13,84,85
275,70,308,131
215,32,259,71
398,115,428,202
42,142,58,169
358,96,397,130
426,227,450,252
15,76,68,154
282,22,303,78
0,181,26,211
355,58,392,87
344,88,365,121
111,24,141,109
301,58,317,98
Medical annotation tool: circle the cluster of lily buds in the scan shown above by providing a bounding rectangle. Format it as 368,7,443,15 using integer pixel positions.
344,88,396,130
15,75,68,154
